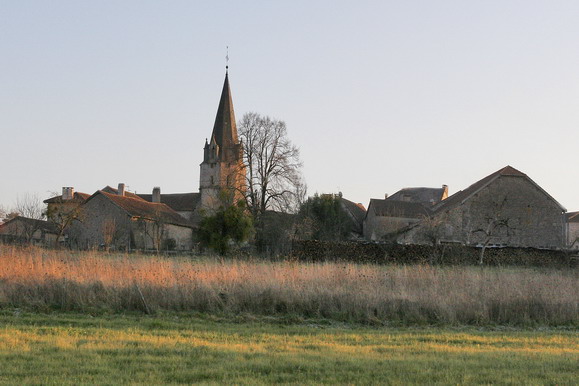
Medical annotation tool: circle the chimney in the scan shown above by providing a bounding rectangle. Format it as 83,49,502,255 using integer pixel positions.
62,187,74,201
152,187,161,203
384,193,388,199
338,191,343,198
118,183,125,197
442,184,449,200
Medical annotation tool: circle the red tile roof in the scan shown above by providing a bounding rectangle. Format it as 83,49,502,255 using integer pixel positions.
88,191,192,227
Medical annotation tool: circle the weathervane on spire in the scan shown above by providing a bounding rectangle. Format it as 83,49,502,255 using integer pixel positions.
226,46,229,72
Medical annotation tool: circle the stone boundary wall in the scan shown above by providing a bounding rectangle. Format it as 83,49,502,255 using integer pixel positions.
290,240,575,267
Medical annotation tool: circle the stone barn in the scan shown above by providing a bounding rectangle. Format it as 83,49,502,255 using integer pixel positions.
399,166,566,249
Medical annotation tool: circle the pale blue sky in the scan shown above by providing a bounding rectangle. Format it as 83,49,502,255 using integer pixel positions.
1,1,578,211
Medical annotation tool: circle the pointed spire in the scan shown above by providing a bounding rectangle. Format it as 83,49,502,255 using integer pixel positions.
210,71,238,155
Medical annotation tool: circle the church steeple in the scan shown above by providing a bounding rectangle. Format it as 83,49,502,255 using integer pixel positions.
210,71,238,156
198,69,245,211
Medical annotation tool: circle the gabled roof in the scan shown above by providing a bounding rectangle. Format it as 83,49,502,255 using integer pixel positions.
44,192,90,204
341,198,366,224
387,187,447,205
566,211,579,223
368,199,430,219
0,216,58,234
86,191,191,227
433,165,566,213
211,71,238,152
137,192,200,212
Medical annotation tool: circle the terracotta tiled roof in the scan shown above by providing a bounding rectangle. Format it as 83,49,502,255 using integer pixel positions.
44,192,90,204
89,191,191,227
137,192,200,212
432,165,565,213
368,199,430,219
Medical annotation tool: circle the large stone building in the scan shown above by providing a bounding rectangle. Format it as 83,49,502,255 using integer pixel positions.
396,166,567,249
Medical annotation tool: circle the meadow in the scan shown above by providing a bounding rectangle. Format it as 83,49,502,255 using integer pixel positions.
0,312,577,384
0,245,577,326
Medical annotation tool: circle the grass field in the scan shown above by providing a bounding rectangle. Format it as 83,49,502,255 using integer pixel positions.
1,246,577,326
0,312,577,384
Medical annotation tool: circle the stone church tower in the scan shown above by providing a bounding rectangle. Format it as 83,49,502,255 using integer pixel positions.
199,70,245,211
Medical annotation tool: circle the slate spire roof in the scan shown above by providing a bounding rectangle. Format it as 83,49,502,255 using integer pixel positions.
210,71,238,152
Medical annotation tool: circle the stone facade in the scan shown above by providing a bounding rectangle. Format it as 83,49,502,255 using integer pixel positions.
399,166,566,249
71,191,193,251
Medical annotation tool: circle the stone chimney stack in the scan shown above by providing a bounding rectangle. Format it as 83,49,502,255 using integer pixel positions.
62,187,74,201
118,183,125,197
442,184,449,200
152,187,161,203
384,193,388,199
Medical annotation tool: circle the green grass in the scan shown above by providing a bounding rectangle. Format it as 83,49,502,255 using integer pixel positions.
0,312,576,384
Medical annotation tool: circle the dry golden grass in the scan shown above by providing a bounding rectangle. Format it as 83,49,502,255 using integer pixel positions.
0,245,577,325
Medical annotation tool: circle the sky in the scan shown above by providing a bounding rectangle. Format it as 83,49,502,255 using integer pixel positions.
1,1,578,211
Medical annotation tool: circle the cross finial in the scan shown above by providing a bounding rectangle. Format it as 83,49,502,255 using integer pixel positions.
226,46,229,72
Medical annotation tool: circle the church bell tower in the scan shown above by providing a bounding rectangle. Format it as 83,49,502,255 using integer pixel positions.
199,69,245,211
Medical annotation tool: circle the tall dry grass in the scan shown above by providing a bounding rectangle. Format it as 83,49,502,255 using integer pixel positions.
0,245,577,325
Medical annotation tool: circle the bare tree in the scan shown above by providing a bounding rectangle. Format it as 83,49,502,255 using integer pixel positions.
0,205,9,223
238,112,305,216
141,207,166,253
46,202,84,248
417,213,448,264
13,193,46,242
101,218,119,251
470,196,515,265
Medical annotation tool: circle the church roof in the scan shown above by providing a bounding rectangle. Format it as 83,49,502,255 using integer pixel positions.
210,72,238,151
